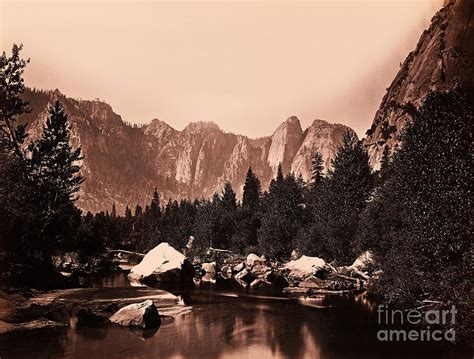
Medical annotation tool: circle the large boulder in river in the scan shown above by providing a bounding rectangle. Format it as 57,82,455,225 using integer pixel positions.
284,255,327,281
246,254,266,268
128,243,194,284
201,262,217,283
109,300,161,328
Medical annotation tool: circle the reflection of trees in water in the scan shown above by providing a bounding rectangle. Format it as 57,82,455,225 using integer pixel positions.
2,293,469,359
263,302,307,358
141,299,315,359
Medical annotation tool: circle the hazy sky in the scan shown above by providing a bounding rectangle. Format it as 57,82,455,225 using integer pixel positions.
1,0,443,138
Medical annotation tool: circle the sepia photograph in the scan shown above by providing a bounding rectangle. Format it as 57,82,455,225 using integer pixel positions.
0,0,472,358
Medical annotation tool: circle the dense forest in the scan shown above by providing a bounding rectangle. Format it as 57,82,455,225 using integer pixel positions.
0,45,472,338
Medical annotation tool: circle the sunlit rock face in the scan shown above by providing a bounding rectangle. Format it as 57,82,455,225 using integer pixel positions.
291,119,355,181
21,90,354,213
364,0,474,169
267,116,303,176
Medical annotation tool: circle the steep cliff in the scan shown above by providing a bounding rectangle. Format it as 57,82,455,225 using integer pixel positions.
21,89,353,213
291,120,354,181
364,0,474,168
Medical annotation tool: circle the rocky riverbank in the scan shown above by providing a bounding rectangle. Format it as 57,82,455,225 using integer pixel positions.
125,242,377,298
0,286,191,336
0,243,376,336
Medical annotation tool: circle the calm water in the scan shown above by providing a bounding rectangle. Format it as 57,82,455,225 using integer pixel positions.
0,271,470,359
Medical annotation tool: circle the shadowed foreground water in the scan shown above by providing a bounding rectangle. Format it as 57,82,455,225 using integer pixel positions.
0,272,470,359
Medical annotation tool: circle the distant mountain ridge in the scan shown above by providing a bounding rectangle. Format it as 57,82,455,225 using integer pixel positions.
21,88,355,213
21,0,471,213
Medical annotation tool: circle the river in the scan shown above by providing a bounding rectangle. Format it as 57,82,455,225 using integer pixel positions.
0,271,470,358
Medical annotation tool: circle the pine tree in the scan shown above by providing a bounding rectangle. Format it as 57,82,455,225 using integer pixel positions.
150,188,161,219
311,151,324,186
378,145,391,185
0,44,30,163
111,202,117,218
134,204,143,218
27,100,84,254
218,182,237,249
258,171,304,259
192,199,218,254
29,100,84,201
275,163,284,184
316,130,374,263
232,168,262,253
242,167,262,210
369,89,472,313
222,182,237,210
124,205,132,219
0,45,33,262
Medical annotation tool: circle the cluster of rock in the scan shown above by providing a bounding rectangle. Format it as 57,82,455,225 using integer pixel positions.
199,253,289,289
0,286,190,338
283,253,372,295
127,242,376,296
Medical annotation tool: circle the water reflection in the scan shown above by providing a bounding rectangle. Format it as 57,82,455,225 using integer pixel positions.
91,271,131,288
0,272,471,359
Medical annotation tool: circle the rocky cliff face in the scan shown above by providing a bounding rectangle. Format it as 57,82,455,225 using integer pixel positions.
364,0,474,168
21,89,354,213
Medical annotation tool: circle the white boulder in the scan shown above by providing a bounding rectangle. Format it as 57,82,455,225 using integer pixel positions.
284,255,327,281
128,243,194,283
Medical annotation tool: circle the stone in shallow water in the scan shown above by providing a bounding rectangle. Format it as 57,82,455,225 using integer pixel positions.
128,243,194,284
109,300,161,329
